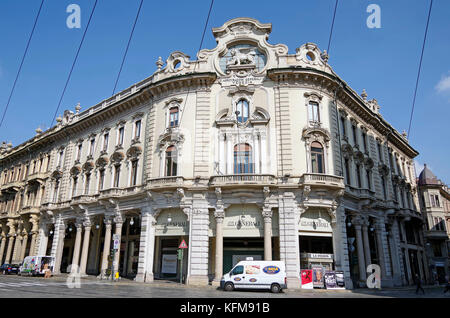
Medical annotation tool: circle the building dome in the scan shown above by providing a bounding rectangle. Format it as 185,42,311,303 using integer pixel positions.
418,164,440,186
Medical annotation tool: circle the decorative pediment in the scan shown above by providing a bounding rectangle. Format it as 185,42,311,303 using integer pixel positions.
51,170,63,180
110,151,125,164
303,127,331,147
341,143,354,159
159,51,192,74
70,165,81,176
295,42,327,67
378,163,390,176
126,145,142,160
353,151,365,164
95,156,109,168
82,161,94,173
364,157,374,170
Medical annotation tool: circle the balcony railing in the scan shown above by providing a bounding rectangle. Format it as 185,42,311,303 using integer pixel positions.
27,171,50,183
299,173,345,187
209,174,277,186
148,177,185,188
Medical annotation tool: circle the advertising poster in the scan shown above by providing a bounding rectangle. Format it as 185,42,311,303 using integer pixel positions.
301,270,313,289
324,271,338,289
335,271,346,289
161,254,177,274
312,267,324,288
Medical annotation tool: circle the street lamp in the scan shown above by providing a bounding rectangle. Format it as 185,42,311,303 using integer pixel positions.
167,214,172,223
130,217,134,226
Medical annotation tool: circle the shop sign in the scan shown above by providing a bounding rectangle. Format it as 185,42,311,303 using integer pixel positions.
301,270,313,289
223,207,263,237
299,210,332,233
156,211,189,236
308,253,333,259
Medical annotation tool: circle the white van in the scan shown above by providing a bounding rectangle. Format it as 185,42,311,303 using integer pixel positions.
20,256,55,276
220,260,287,293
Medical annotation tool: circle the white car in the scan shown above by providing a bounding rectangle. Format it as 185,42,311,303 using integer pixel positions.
220,260,287,293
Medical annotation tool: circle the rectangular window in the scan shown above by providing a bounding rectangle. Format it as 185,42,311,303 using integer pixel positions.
130,160,138,186
362,131,367,153
89,139,95,156
381,176,387,199
356,164,362,188
53,181,60,203
85,173,91,194
98,169,105,191
118,127,124,146
377,142,383,163
77,144,82,161
340,117,347,137
169,107,179,127
308,102,320,123
366,170,371,190
352,125,358,146
134,120,141,139
58,150,64,167
344,158,351,185
103,133,109,151
72,177,78,197
114,165,120,188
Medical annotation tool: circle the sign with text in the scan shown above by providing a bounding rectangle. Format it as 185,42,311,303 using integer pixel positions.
299,210,332,233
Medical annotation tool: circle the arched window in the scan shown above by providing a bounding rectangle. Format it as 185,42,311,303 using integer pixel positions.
234,143,253,174
236,99,249,123
169,107,179,127
311,141,325,174
165,145,178,176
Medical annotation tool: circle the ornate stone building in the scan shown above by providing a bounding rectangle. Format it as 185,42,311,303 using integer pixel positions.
0,18,427,289
417,164,450,284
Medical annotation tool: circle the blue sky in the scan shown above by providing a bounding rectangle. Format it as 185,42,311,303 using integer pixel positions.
0,0,449,183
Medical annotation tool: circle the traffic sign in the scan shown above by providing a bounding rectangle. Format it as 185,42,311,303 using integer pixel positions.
179,239,188,249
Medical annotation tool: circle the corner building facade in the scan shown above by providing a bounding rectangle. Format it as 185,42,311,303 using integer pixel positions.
0,18,426,289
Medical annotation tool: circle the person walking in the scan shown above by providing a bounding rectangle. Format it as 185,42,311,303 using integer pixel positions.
415,274,425,295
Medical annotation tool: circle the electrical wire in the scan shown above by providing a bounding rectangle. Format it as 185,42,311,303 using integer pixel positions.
111,0,144,96
327,0,339,55
50,0,98,128
0,0,45,128
407,0,433,139
177,0,215,127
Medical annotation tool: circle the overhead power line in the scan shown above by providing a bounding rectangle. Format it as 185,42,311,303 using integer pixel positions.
327,0,339,55
177,0,215,127
112,0,144,96
0,0,45,128
50,0,98,128
407,0,433,139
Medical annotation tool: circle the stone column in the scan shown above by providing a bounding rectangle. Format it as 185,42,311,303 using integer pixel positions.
213,208,224,284
52,219,66,275
70,222,83,273
5,221,16,264
100,217,112,278
19,234,28,261
352,216,367,284
112,218,123,278
136,207,156,283
79,220,92,276
28,215,39,256
0,235,6,264
263,207,273,261
361,221,372,267
375,221,388,282
387,223,402,286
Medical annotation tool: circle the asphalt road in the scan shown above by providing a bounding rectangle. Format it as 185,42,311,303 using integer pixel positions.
0,274,448,298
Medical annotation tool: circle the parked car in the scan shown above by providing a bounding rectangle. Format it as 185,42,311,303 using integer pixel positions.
0,263,20,275
220,259,287,293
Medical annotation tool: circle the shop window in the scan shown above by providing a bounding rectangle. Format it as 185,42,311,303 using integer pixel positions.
234,143,253,174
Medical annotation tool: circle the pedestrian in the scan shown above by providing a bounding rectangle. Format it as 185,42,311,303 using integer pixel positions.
444,276,450,294
415,274,425,295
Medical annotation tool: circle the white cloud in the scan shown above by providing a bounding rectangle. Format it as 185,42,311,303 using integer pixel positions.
436,73,450,93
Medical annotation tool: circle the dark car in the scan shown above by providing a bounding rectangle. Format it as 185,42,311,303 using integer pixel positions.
0,264,20,275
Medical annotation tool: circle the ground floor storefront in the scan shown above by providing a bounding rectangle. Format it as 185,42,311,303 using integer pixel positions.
29,189,429,290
